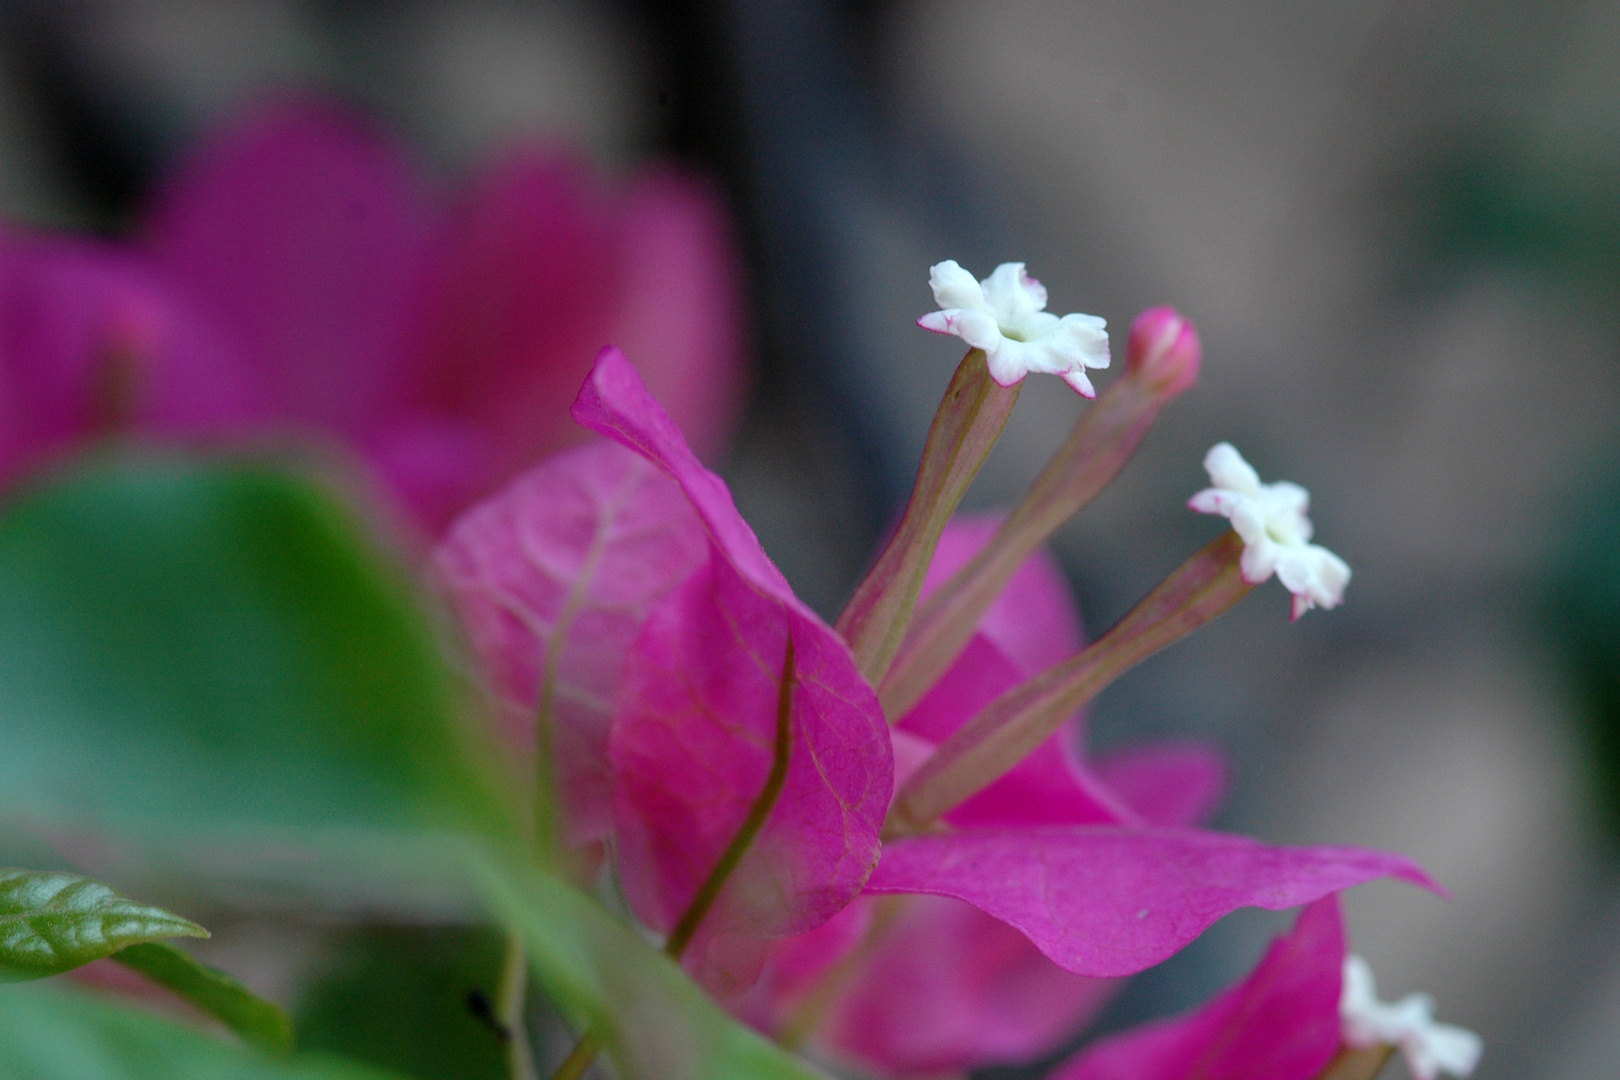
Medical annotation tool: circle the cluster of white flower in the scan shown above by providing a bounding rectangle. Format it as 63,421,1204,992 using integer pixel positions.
1341,955,1482,1080
919,261,1350,621
918,260,1111,397
1189,442,1351,619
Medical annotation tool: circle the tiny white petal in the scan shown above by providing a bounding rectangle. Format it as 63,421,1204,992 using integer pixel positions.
1314,547,1352,602
981,262,1047,327
1203,442,1262,496
929,260,986,311
1187,489,1237,516
1341,955,1481,1080
918,260,1109,392
952,309,1006,353
1239,537,1281,585
1061,368,1097,397
1189,443,1350,617
1273,548,1319,596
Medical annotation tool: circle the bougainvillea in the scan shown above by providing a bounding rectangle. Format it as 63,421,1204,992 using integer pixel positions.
434,261,1479,1078
0,95,744,536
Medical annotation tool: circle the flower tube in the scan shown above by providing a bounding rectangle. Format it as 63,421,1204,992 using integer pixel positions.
881,305,1201,718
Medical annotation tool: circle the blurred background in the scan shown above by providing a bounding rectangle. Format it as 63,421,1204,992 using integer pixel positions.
1,1,1617,1077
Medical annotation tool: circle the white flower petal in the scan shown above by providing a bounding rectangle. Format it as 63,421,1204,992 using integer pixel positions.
1019,309,1062,339
1061,367,1097,397
918,260,1109,393
1341,955,1481,1080
1187,489,1239,516
922,308,1003,353
1203,443,1262,496
1309,545,1351,606
929,260,988,312
980,262,1047,326
985,338,1036,386
1054,313,1111,368
1273,548,1318,596
1188,443,1350,616
1239,537,1280,584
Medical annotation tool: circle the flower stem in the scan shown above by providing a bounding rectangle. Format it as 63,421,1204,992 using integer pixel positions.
1314,1045,1395,1080
496,932,539,1080
890,531,1250,832
837,350,1020,688
547,1032,602,1080
880,370,1165,719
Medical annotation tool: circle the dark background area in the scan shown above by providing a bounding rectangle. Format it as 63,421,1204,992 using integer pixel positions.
3,2,1618,1076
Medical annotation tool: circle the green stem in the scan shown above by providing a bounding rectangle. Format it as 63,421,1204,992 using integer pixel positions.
547,1031,602,1080
880,371,1164,719
836,350,1020,688
664,636,797,961
496,932,538,1080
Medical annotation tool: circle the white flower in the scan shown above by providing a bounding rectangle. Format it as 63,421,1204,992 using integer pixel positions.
917,260,1110,396
1188,442,1350,619
1341,955,1482,1080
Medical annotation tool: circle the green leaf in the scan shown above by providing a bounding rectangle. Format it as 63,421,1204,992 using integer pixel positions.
0,456,514,892
478,858,832,1080
0,869,206,982
294,925,509,1080
113,942,293,1053
0,982,405,1080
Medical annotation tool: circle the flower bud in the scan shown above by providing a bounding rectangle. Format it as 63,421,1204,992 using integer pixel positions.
1125,306,1201,399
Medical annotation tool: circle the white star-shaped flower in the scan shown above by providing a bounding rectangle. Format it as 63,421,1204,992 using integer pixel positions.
1341,955,1482,1080
1187,442,1351,619
917,260,1110,396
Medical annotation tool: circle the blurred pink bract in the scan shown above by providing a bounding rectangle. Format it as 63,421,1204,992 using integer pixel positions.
0,95,746,535
1050,897,1347,1080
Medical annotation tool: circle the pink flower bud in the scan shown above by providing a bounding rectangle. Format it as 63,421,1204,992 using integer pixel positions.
1125,306,1201,398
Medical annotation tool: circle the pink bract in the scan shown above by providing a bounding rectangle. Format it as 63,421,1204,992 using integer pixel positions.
574,348,892,988
0,232,270,487
3,95,746,537
1051,896,1346,1080
813,895,1117,1077
144,96,433,438
867,827,1433,978
433,439,708,843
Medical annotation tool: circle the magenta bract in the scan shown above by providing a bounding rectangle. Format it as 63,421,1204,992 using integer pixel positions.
1092,742,1228,829
433,439,707,842
2,96,745,537
0,233,270,486
146,96,434,439
1051,896,1346,1080
574,348,892,985
867,827,1432,978
818,895,1115,1077
925,514,1081,673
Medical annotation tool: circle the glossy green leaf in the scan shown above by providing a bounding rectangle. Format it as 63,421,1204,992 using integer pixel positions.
0,456,513,891
478,858,832,1080
113,942,292,1053
0,869,206,983
0,983,404,1080
294,925,509,1080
